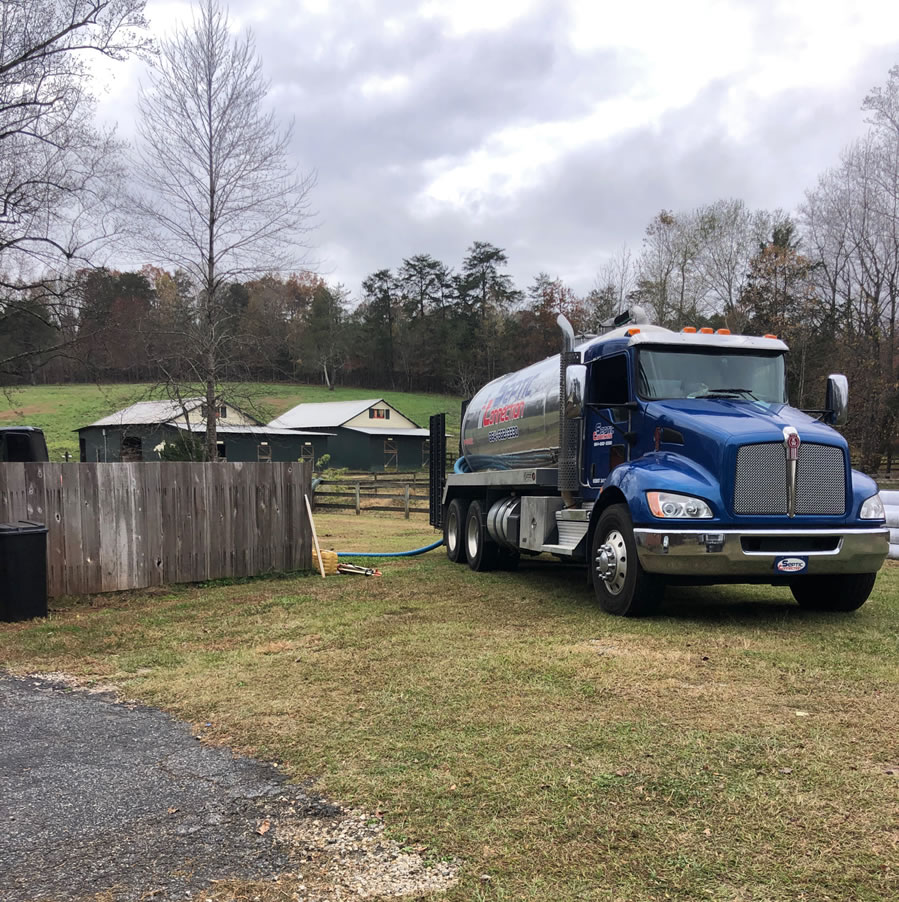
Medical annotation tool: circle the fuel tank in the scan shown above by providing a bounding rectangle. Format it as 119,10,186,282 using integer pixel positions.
460,352,565,470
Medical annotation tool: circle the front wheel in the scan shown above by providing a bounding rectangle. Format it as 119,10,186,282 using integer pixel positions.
790,573,876,611
591,505,663,616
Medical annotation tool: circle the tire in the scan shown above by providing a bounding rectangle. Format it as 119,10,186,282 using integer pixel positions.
444,498,469,564
591,504,663,616
790,573,876,611
464,500,498,572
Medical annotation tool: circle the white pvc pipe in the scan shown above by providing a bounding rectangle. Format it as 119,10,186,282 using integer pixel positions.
881,492,899,560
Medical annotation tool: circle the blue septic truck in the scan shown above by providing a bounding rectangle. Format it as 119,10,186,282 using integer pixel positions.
439,312,889,615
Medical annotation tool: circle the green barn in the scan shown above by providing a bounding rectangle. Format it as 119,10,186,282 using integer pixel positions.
77,398,330,463
268,398,431,471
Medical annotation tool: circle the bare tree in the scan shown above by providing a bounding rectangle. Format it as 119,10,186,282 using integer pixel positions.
0,0,150,379
634,210,707,328
589,245,634,327
800,72,899,470
131,0,316,460
695,199,773,331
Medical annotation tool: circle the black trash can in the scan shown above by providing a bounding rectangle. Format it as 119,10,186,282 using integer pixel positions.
0,521,49,622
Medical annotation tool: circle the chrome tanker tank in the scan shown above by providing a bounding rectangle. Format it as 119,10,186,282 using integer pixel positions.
460,351,568,471
459,311,651,471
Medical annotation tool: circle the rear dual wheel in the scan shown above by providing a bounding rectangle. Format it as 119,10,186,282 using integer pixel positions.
464,500,498,572
446,498,517,570
444,498,468,564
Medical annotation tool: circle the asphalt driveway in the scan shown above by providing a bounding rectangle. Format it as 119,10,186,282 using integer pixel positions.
0,673,340,901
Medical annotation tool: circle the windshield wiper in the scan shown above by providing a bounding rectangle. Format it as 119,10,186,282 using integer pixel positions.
694,387,759,400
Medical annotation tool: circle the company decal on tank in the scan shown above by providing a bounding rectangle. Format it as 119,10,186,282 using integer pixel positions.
479,371,542,429
482,399,526,427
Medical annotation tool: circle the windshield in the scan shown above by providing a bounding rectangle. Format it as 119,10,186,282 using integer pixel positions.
637,348,787,403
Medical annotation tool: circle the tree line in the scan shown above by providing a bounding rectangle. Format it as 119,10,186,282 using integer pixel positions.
5,184,897,470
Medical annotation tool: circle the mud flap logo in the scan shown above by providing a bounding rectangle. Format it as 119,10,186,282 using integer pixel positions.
774,556,808,573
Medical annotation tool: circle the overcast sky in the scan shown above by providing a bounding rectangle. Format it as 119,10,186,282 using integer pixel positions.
96,0,899,300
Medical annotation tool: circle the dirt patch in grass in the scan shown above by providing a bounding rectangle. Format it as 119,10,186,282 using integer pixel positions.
0,403,52,420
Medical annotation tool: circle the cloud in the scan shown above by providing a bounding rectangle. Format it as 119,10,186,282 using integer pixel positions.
98,0,899,298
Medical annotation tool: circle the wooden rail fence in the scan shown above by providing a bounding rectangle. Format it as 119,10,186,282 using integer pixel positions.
313,477,431,517
0,462,311,597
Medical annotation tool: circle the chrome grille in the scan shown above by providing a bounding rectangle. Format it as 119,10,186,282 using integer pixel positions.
795,444,845,514
734,443,787,514
734,442,845,516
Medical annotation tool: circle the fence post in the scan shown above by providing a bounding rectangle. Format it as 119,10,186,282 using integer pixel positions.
355,482,361,516
404,483,410,519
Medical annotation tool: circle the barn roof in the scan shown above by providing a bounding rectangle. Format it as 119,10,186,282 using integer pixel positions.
342,426,430,437
269,398,421,429
174,424,329,437
83,398,206,428
81,398,266,430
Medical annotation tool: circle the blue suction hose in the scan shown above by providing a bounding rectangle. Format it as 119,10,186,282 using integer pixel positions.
337,539,444,558
331,464,479,557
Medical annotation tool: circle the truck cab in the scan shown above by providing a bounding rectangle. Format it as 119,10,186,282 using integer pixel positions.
441,317,889,616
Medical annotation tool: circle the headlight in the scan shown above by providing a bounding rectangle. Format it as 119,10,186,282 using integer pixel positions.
859,494,885,520
646,491,713,519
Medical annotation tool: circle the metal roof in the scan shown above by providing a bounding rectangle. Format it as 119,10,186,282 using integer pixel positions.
268,398,386,429
342,426,430,438
174,424,331,437
84,398,205,428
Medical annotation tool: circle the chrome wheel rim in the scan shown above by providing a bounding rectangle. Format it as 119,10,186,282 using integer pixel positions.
466,514,480,560
595,529,627,596
446,509,459,553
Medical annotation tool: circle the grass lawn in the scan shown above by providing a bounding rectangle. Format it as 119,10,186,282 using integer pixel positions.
0,383,463,462
1,514,897,901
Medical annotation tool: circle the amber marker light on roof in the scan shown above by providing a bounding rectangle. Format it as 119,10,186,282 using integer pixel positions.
627,328,641,335
682,326,697,333
764,333,777,339
699,327,714,334
716,328,731,335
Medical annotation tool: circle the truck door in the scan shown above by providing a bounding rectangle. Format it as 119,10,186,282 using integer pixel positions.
584,353,631,489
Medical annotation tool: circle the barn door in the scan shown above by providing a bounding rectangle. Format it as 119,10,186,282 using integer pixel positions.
384,438,398,471
121,436,142,462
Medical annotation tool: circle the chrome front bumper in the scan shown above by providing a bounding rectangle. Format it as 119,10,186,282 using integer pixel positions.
633,527,889,577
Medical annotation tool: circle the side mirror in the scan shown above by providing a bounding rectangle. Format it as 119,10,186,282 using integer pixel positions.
825,374,848,426
565,364,587,418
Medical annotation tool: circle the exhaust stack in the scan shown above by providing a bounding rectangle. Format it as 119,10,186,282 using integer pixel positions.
557,315,580,505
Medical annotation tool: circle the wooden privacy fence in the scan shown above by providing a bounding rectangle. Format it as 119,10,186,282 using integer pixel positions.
0,462,311,597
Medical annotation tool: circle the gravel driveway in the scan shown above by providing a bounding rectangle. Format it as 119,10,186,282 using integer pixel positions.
0,673,458,901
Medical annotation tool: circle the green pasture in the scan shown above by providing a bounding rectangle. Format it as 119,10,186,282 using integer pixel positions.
0,383,463,462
